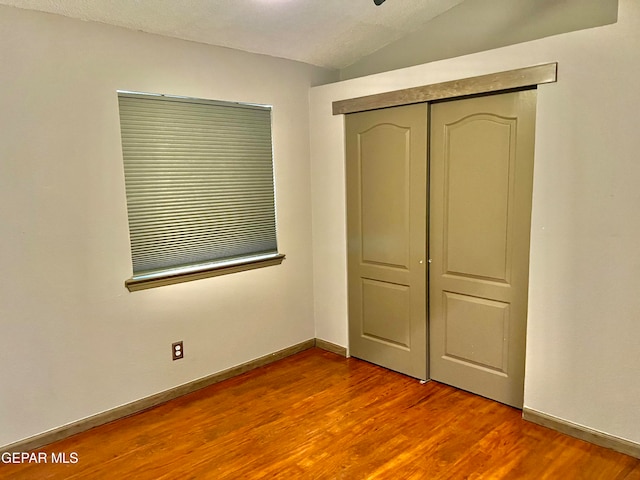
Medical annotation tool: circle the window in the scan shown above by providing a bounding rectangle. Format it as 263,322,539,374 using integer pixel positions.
117,91,284,291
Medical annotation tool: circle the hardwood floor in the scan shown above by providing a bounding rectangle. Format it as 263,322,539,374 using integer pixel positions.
2,348,639,479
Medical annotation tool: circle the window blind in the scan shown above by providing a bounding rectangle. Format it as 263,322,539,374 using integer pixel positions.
118,92,278,277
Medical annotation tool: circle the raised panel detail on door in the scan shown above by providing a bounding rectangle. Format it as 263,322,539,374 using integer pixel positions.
346,103,427,380
430,90,536,407
443,292,510,373
360,124,410,269
362,279,410,349
444,115,516,284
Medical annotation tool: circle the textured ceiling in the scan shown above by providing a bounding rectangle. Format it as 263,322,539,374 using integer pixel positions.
0,0,465,69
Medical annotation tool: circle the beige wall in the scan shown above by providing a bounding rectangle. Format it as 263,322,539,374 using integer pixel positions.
340,0,618,80
0,6,335,447
311,0,640,445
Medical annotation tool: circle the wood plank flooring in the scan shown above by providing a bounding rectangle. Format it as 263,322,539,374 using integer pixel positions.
1,348,639,479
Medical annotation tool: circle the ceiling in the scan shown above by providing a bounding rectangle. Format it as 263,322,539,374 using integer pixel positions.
0,0,465,69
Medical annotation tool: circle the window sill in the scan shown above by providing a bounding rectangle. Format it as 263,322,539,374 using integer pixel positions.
125,254,285,292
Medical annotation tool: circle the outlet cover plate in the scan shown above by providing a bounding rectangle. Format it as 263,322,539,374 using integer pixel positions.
172,341,184,361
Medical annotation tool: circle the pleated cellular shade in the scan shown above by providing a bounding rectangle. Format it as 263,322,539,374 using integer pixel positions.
118,92,278,277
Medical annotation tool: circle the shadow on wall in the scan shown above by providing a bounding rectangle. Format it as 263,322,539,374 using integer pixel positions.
340,0,618,80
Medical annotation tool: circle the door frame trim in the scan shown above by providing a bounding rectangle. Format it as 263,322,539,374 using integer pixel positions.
332,63,557,115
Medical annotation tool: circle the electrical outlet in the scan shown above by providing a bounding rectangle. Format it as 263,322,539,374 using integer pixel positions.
172,341,184,361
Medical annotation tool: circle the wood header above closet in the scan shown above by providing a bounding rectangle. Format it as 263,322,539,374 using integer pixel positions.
332,63,557,115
